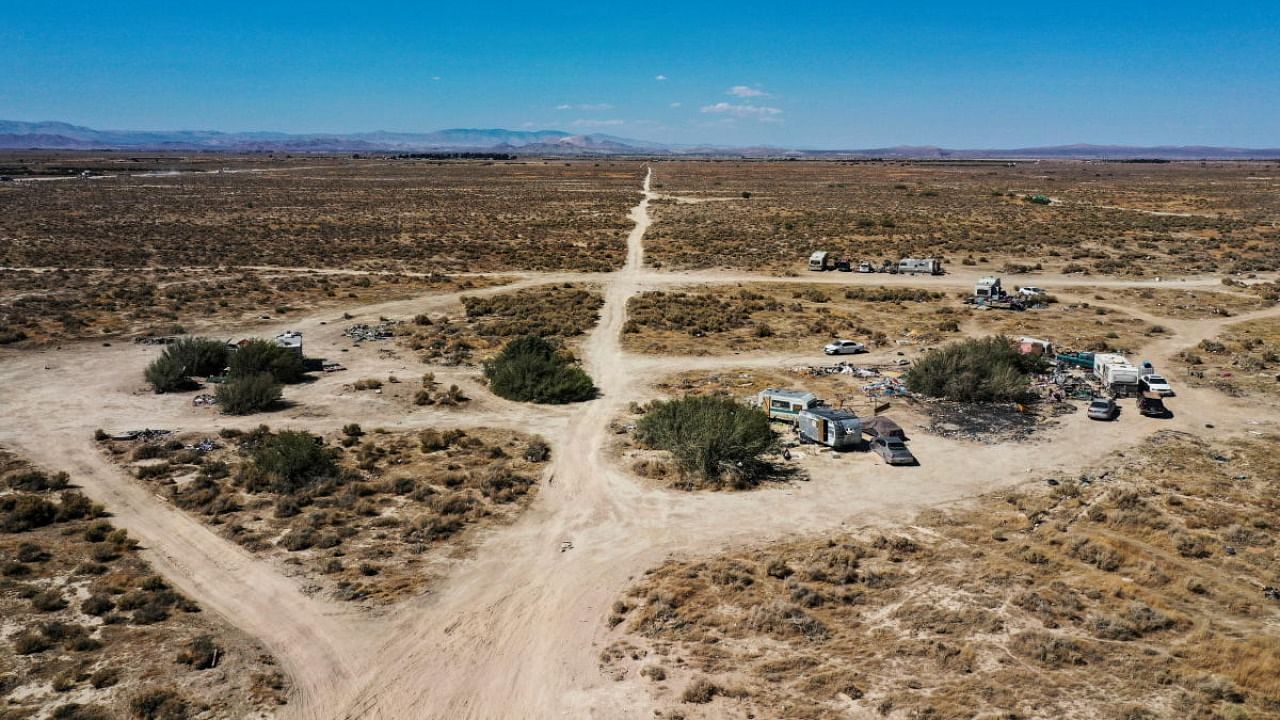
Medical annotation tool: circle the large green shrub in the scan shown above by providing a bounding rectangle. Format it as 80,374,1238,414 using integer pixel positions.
244,430,336,495
483,336,596,404
229,339,305,384
635,395,778,488
905,335,1044,403
142,337,231,392
144,355,193,394
215,373,282,415
166,337,230,377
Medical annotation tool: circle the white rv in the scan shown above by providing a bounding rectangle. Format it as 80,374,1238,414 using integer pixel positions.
975,276,1003,299
808,251,832,271
898,257,943,275
1093,353,1139,388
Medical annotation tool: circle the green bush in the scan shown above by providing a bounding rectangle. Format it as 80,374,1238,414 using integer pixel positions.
145,354,192,394
229,338,305,383
0,495,59,532
905,335,1043,403
635,396,778,488
483,336,596,404
166,337,230,376
215,373,282,415
245,430,336,495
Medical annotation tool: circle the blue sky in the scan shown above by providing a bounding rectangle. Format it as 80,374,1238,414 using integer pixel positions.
2,1,1277,148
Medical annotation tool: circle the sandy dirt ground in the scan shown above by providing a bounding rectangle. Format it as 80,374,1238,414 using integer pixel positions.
2,169,1279,719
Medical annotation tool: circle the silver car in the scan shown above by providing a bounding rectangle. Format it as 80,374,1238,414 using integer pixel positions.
871,436,916,465
824,340,867,355
1087,398,1118,421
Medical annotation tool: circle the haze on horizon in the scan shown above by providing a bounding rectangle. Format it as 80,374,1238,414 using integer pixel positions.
2,1,1277,149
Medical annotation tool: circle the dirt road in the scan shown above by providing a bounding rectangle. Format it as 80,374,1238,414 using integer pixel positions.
2,168,1278,719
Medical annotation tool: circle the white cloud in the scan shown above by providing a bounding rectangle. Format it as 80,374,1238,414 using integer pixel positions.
700,102,782,120
572,118,625,128
669,102,682,108
556,103,613,111
431,76,441,81
727,85,766,97
655,74,668,81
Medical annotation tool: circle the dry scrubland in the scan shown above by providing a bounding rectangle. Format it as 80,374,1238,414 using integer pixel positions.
0,268,507,345
1178,317,1280,400
0,155,641,272
0,449,285,719
606,432,1280,720
401,283,603,365
622,283,1151,355
98,426,548,605
1073,286,1275,320
646,160,1280,274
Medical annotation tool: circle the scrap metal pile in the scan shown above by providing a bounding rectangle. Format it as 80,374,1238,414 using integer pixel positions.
344,321,400,342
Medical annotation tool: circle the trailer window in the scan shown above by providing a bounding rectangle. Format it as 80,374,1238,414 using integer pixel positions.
770,399,790,410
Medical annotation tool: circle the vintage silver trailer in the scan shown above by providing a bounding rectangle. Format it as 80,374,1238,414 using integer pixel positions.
797,407,863,449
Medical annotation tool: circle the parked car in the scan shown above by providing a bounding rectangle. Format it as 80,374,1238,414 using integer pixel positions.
1087,397,1118,421
823,340,867,355
857,262,874,273
1138,392,1170,418
1139,374,1173,396
871,436,916,465
1019,286,1046,297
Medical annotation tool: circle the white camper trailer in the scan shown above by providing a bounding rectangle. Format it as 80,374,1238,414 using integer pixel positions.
975,276,1003,299
1093,353,1140,390
756,388,821,421
898,257,943,275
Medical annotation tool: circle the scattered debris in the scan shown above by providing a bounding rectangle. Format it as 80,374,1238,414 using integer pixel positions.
134,335,180,345
188,438,219,453
192,394,217,407
560,541,574,553
110,428,173,441
863,378,910,398
344,321,400,342
322,362,347,373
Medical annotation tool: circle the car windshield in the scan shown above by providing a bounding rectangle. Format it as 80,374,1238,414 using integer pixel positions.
1090,400,1111,409
1147,375,1166,383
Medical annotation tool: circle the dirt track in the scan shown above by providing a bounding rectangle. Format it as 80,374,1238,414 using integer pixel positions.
2,169,1279,718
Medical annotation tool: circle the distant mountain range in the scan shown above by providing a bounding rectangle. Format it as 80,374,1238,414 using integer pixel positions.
2,120,1277,159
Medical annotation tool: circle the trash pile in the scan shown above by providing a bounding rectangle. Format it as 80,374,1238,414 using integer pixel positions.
133,336,179,346
322,361,347,373
192,394,217,407
187,438,219,453
344,321,400,342
863,377,911,398
796,362,881,378
109,428,172,441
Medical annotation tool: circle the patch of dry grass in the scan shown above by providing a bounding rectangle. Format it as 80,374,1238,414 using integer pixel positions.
0,449,286,718
622,283,959,355
1176,317,1280,399
0,157,643,272
0,267,508,345
1077,286,1273,320
98,426,549,605
646,160,1280,276
606,431,1280,719
401,283,603,365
